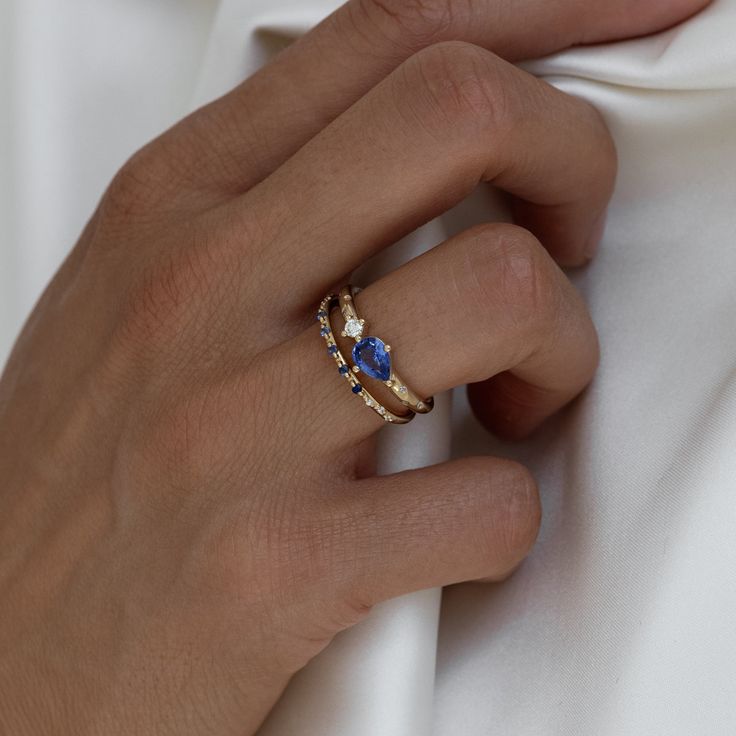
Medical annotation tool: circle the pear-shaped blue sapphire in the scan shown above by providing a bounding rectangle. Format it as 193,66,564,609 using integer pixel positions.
353,337,391,381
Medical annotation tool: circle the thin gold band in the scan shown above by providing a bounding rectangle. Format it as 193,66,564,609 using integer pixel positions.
338,285,434,414
317,294,413,424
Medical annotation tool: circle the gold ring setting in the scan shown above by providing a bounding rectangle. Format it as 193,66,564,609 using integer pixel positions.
339,286,433,414
317,286,434,424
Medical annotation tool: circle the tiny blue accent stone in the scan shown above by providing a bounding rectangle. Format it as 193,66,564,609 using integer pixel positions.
320,326,330,336
339,365,349,374
352,384,362,394
316,310,327,319
328,345,338,355
352,337,391,382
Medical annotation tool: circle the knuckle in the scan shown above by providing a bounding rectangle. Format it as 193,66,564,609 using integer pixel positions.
492,227,547,319
460,457,541,574
103,144,170,219
356,0,459,48
459,224,559,337
118,247,210,346
583,100,618,191
499,460,542,559
557,92,618,198
102,131,213,220
483,459,541,565
401,41,508,138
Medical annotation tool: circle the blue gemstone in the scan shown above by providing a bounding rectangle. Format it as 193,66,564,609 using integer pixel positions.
339,365,349,374
352,384,362,394
352,337,391,381
320,326,330,336
316,310,327,320
328,345,338,355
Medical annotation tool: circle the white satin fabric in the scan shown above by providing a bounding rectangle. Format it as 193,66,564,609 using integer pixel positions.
2,1,736,733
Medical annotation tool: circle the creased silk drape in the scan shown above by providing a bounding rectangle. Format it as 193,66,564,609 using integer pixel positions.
2,1,735,734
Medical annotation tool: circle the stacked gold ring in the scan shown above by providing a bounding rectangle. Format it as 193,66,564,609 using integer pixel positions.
317,286,434,424
317,294,412,424
338,286,433,414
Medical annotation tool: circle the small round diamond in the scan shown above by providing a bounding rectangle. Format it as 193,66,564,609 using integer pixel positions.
344,319,364,339
377,406,386,415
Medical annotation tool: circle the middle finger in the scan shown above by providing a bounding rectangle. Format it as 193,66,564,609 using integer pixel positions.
278,220,598,453
223,40,614,321
166,0,705,196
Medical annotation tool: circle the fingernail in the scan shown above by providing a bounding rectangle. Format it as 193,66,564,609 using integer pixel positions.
584,210,608,260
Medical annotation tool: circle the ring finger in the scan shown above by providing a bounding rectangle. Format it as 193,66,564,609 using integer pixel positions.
277,220,598,452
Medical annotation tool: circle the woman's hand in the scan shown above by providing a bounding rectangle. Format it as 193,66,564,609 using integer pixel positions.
0,0,708,732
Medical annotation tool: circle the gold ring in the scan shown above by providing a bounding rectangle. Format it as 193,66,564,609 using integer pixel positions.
317,294,413,424
338,285,434,414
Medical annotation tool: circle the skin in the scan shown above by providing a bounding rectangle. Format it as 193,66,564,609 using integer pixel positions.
0,0,710,733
